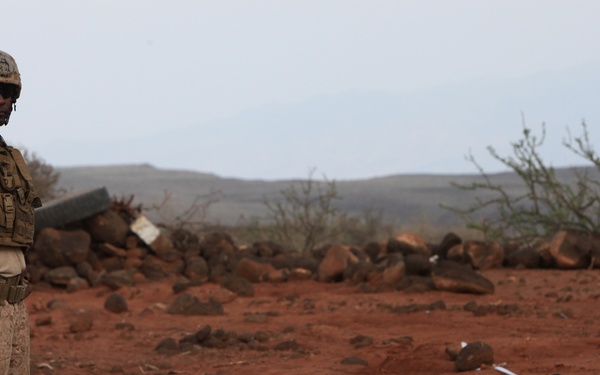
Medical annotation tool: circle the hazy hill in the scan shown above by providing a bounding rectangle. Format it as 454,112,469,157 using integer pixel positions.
54,164,600,230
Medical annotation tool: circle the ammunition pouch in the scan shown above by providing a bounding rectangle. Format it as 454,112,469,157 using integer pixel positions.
0,275,30,303
0,146,40,248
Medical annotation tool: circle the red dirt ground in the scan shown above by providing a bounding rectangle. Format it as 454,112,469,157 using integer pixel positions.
26,268,600,375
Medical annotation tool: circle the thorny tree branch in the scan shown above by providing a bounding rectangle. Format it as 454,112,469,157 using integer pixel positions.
443,122,600,244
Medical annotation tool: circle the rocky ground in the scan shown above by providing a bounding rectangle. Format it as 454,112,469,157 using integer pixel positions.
27,267,600,375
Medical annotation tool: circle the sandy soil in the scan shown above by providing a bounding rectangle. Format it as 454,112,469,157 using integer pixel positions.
26,268,600,375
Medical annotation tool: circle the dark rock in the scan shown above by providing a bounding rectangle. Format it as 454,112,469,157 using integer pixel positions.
505,246,543,268
445,343,463,360
140,255,167,280
363,242,383,262
43,266,78,286
432,260,495,294
75,261,101,287
387,238,420,256
115,322,135,331
235,257,276,283
270,253,319,273
167,293,224,316
396,275,435,293
172,281,190,294
463,240,505,270
155,337,179,355
99,269,136,290
550,230,599,269
149,233,180,263
99,256,123,272
392,300,446,314
435,232,462,258
83,209,129,246
343,261,377,284
69,311,93,333
387,233,430,257
183,256,209,282
195,325,212,343
341,356,368,365
104,293,128,313
254,330,269,343
455,341,494,371
349,334,374,349
200,232,236,260
34,228,91,268
66,277,90,293
319,245,359,282
404,253,432,276
250,241,285,258
97,242,128,258
273,339,300,351
220,273,255,297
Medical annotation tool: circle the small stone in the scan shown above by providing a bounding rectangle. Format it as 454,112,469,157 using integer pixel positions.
273,339,299,351
254,330,269,343
35,315,52,326
195,325,212,343
115,322,135,331
455,341,494,372
220,274,254,297
155,337,179,355
167,293,224,316
349,334,374,349
104,293,129,313
445,343,463,360
69,311,93,333
341,356,368,365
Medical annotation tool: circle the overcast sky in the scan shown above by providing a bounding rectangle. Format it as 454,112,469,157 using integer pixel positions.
3,1,600,180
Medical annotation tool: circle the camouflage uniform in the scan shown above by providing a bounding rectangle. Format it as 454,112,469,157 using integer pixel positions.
0,50,41,375
0,300,29,374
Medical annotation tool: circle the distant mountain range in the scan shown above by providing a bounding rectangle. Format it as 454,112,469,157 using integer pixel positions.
54,163,599,239
35,63,600,180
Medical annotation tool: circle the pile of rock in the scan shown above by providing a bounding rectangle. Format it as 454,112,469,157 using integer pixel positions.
26,203,600,296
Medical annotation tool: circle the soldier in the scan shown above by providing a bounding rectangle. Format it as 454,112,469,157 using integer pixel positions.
0,50,42,375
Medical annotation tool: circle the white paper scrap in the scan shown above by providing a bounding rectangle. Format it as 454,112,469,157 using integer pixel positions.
130,215,161,245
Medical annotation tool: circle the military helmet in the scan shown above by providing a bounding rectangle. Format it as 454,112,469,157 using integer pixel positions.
0,51,21,99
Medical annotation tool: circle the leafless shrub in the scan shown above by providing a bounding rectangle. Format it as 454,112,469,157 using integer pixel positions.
445,122,600,244
22,149,61,201
238,170,392,253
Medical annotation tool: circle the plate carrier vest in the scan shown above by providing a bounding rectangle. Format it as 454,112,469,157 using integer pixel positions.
0,137,41,250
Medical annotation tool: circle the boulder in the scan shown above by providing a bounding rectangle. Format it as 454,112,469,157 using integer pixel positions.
183,255,209,282
431,260,495,294
234,257,277,283
34,228,91,268
387,233,431,257
455,341,494,372
220,273,254,297
463,240,505,270
549,230,599,269
504,245,543,268
43,266,78,286
435,232,462,258
104,293,129,313
318,244,359,282
83,209,129,247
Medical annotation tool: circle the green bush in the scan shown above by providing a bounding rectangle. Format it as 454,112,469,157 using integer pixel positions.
445,122,600,244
